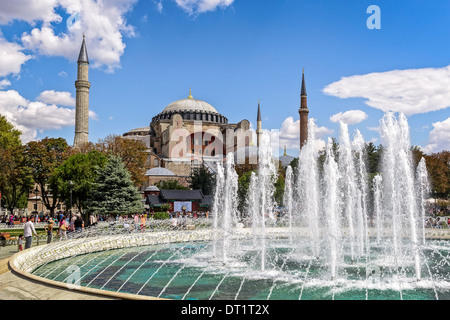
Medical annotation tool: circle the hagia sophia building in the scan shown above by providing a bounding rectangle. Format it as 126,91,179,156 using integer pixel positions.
73,37,308,191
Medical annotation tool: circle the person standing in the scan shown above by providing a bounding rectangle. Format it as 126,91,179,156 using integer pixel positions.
59,216,68,241
18,234,23,251
24,217,38,249
74,214,84,232
45,218,54,243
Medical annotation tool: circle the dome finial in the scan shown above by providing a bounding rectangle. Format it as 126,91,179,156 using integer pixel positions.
188,88,193,99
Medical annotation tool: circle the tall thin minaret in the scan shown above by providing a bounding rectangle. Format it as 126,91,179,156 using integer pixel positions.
74,35,91,148
299,68,309,149
256,99,262,148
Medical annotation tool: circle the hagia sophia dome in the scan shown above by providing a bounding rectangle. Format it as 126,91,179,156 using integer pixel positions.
151,89,228,125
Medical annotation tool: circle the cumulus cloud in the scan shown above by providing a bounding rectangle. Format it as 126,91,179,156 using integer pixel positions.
175,0,234,15
271,116,332,153
7,0,138,73
0,0,60,24
423,117,450,153
0,89,97,142
0,36,32,77
0,79,11,89
37,90,76,107
330,110,368,125
323,66,450,116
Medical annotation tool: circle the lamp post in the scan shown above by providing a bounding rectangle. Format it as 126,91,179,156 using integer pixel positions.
69,181,74,220
34,186,39,217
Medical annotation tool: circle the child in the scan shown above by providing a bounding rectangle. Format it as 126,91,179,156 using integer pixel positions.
18,234,23,251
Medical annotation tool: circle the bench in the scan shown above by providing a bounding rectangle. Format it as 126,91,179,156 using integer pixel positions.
0,232,17,246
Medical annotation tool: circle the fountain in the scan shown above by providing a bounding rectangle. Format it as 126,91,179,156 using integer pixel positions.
24,112,450,300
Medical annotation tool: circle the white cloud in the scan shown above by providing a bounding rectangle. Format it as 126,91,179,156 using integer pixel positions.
0,36,32,77
0,0,60,24
15,0,138,73
0,89,97,143
58,71,68,77
175,0,234,14
323,66,450,116
423,117,450,153
37,90,75,107
0,79,11,89
330,110,368,125
272,116,332,153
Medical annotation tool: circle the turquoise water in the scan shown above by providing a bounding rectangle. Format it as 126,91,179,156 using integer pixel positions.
32,239,450,300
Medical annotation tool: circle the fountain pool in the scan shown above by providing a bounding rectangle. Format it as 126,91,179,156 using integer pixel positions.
31,234,450,300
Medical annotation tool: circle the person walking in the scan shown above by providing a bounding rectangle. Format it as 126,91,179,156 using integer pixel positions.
23,217,38,249
18,234,23,251
58,216,68,241
45,218,54,243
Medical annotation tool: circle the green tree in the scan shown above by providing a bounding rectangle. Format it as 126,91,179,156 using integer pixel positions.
237,170,254,213
51,150,107,224
94,134,148,187
25,137,71,216
86,155,143,216
155,180,189,190
273,175,285,207
0,146,34,213
0,114,21,149
188,165,216,195
425,151,450,198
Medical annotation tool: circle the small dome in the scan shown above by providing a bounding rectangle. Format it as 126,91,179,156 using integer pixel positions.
145,167,176,176
145,185,160,192
162,98,219,114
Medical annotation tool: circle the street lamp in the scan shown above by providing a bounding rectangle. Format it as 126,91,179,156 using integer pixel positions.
68,181,74,219
34,186,39,217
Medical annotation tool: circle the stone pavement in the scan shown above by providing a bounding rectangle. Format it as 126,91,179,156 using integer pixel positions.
0,241,115,300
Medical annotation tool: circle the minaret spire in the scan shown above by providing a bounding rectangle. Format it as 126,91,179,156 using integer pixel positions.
299,68,309,149
74,35,91,148
256,99,263,148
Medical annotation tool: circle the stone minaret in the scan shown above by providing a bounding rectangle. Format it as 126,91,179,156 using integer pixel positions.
74,35,90,148
256,99,262,148
299,69,309,149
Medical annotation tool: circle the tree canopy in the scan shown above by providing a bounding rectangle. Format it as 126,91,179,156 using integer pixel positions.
86,155,143,216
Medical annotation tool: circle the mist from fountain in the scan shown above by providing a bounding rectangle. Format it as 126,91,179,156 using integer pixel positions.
29,112,449,300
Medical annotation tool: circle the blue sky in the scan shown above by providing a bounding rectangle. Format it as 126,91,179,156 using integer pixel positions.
0,0,449,155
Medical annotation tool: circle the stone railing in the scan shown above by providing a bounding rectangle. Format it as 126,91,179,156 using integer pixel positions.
10,229,214,274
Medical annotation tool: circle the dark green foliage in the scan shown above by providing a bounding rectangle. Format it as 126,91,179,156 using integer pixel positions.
86,155,143,215
155,180,189,190
153,211,170,220
51,150,108,218
188,165,216,195
237,170,254,213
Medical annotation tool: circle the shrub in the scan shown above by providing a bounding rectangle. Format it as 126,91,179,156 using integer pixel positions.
153,211,170,220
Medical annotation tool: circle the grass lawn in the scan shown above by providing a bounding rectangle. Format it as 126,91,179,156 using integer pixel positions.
0,228,53,236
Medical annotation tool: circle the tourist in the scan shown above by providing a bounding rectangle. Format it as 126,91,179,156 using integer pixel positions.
59,216,68,241
134,214,139,231
45,218,54,243
8,214,14,228
140,214,146,232
17,234,23,251
436,217,442,229
24,217,38,249
74,214,84,232
170,214,178,230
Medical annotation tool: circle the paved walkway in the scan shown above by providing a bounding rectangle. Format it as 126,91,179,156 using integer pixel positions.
0,241,115,300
